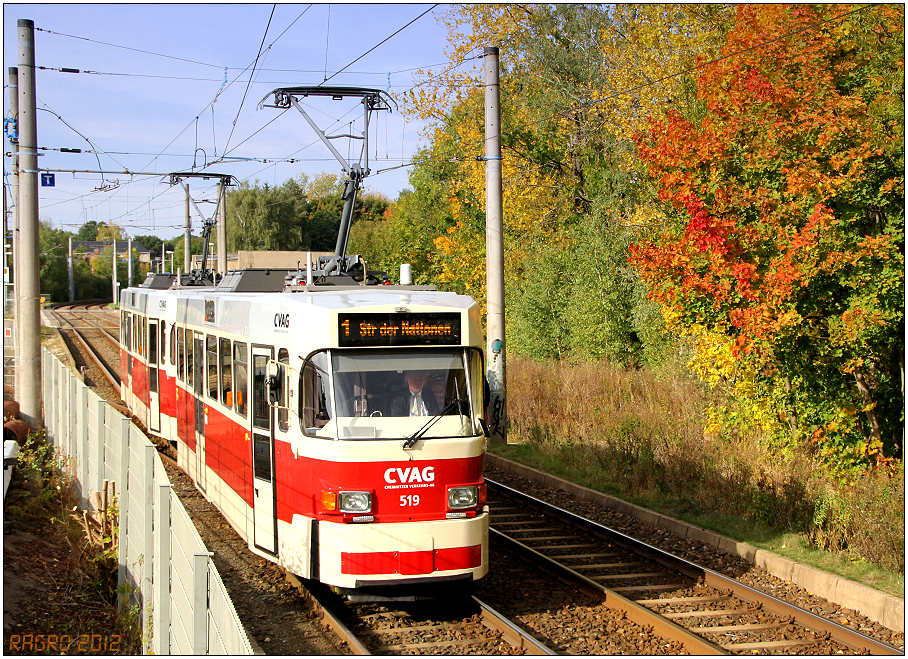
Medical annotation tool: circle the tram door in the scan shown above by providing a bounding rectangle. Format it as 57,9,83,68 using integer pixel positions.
193,332,206,492
148,320,161,433
251,345,277,555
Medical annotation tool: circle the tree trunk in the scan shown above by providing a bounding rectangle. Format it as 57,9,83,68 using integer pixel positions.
853,370,883,444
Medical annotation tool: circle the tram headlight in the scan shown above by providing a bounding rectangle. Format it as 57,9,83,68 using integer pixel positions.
447,486,479,509
339,491,372,514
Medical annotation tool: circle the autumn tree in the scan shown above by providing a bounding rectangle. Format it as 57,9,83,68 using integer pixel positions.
96,223,125,242
630,4,904,475
398,4,730,360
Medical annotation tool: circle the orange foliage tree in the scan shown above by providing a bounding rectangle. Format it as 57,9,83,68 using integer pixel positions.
630,4,904,476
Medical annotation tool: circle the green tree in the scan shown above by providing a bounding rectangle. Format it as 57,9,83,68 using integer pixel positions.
38,220,70,302
132,234,175,263
227,180,307,252
171,236,207,273
91,244,134,301
75,220,102,241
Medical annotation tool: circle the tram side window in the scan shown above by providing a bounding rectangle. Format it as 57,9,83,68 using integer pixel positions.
206,335,218,399
177,328,185,381
170,324,176,366
277,348,290,432
219,338,232,407
160,321,166,362
185,329,194,388
149,321,158,365
252,353,270,430
233,342,248,418
300,351,332,436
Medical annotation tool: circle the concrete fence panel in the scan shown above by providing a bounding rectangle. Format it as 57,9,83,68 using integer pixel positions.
41,348,253,655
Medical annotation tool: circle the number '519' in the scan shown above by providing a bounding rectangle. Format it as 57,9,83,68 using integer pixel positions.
400,494,420,506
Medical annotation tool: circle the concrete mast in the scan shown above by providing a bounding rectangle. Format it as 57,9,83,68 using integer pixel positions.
484,46,506,445
16,19,42,428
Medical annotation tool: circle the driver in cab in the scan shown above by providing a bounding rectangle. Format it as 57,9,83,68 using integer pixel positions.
392,370,440,417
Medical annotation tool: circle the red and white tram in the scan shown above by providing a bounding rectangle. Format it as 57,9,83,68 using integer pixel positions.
119,268,489,600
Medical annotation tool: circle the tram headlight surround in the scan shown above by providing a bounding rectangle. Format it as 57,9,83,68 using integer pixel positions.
447,485,479,509
339,491,373,514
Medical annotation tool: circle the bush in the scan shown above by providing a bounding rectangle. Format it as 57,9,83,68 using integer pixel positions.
810,465,905,573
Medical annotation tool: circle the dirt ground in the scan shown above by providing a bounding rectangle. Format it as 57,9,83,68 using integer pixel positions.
3,459,138,655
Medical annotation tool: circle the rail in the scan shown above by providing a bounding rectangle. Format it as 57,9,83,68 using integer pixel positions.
487,478,902,655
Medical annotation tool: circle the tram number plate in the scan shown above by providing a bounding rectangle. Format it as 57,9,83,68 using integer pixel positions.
338,312,461,347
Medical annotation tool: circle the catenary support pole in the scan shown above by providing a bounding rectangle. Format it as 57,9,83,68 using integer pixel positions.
184,184,191,271
484,46,506,445
16,19,42,428
111,240,117,304
127,236,132,288
67,235,74,301
217,179,227,274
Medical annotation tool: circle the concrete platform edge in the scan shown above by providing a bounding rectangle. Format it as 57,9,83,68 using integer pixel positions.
485,452,904,632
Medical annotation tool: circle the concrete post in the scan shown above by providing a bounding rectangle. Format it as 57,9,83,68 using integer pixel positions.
142,443,155,652
192,552,212,654
484,46,506,445
116,416,130,613
112,240,117,304
184,184,191,271
16,19,43,428
127,236,132,289
217,180,227,274
154,483,173,655
67,235,74,301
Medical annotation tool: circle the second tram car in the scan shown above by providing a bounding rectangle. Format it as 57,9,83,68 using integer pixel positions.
119,268,490,600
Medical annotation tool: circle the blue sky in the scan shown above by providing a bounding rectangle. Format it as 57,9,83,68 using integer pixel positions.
4,4,466,240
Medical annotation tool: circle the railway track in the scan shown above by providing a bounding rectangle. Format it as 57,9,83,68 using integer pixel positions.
486,479,902,655
284,573,555,655
48,304,122,390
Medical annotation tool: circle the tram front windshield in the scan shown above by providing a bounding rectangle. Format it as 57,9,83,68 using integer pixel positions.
300,348,482,440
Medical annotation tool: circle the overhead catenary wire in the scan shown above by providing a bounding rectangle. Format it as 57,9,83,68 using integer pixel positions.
137,6,311,172
320,5,439,86
33,26,224,69
23,5,861,236
222,5,277,155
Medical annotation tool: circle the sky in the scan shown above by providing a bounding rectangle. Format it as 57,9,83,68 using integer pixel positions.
4,4,468,241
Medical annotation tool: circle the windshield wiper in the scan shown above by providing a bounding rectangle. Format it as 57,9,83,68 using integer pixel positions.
402,398,467,449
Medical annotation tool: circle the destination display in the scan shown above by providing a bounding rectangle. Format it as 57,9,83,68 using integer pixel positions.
338,312,462,347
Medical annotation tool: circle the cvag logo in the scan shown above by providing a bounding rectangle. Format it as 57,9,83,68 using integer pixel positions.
274,313,290,329
384,466,435,484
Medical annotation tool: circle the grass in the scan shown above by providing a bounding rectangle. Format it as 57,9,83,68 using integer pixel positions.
496,357,905,599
